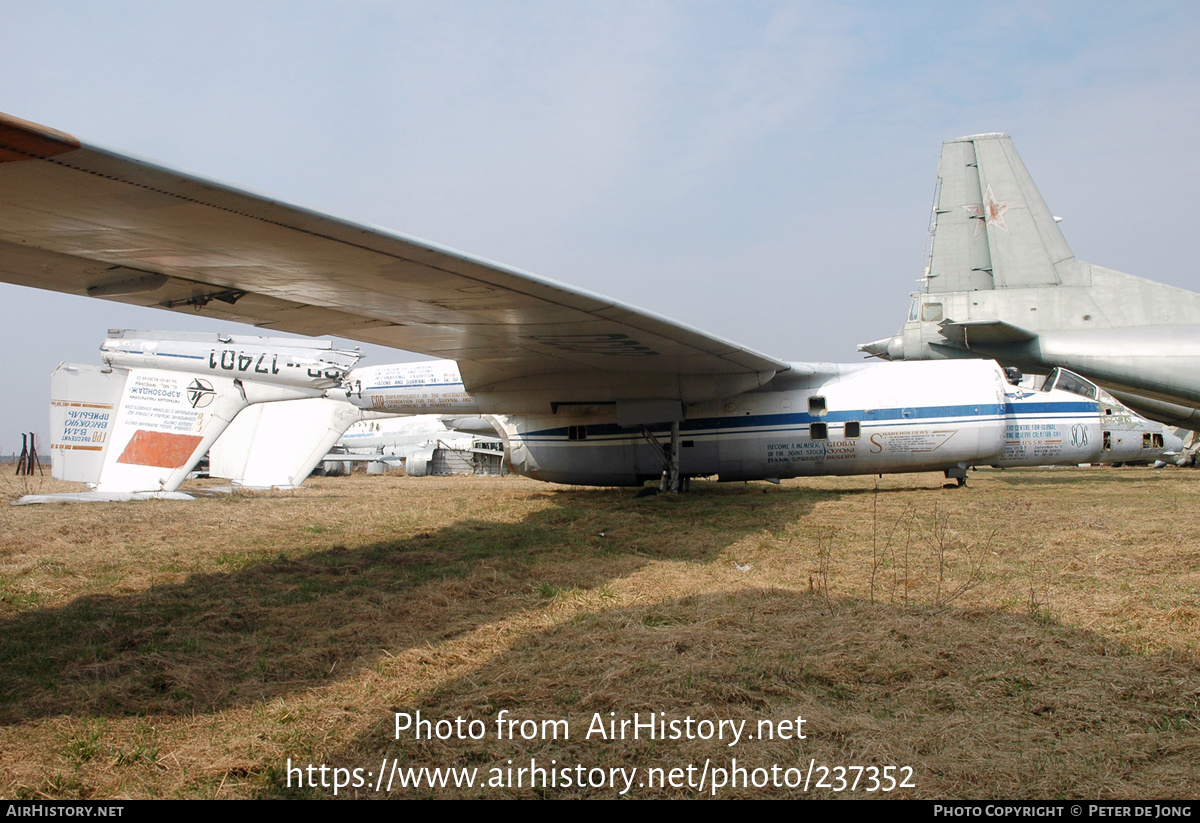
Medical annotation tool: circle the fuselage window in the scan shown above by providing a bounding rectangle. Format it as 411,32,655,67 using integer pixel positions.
845,421,861,438
568,426,587,441
1103,431,1112,451
808,396,827,416
921,302,944,322
1142,433,1152,448
1154,433,1164,448
810,422,828,440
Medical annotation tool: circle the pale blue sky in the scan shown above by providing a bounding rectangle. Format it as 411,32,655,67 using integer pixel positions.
2,1,1198,449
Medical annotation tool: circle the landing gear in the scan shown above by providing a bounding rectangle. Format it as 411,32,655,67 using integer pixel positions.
639,421,682,493
943,465,968,488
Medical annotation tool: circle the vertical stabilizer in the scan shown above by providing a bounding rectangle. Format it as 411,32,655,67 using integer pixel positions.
928,133,1077,293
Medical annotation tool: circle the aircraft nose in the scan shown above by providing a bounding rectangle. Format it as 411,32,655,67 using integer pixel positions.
857,335,902,360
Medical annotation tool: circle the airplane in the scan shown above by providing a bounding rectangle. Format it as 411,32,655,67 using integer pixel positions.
0,112,1180,492
330,415,502,478
338,415,456,455
43,330,1182,498
858,132,1200,430
342,356,1182,485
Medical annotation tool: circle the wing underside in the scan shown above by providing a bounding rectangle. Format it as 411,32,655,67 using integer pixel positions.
0,112,786,407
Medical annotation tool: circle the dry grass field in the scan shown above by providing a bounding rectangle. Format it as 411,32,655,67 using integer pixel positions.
1,466,1198,799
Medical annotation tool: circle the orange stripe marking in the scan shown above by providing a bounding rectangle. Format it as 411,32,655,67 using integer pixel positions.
116,430,203,469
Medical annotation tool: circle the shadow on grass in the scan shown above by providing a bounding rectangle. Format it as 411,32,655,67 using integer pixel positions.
305,587,1200,799
0,482,817,723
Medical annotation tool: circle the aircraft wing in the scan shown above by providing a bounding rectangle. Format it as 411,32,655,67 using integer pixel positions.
0,112,786,408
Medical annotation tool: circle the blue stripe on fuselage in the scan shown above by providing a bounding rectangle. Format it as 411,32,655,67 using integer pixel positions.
521,400,1094,440
1003,401,1095,415
105,348,205,360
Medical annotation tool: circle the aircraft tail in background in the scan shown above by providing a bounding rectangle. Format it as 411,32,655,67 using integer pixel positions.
921,132,1075,294
45,331,363,496
50,363,262,494
861,133,1200,425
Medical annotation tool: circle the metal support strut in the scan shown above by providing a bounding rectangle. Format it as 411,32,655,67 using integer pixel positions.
639,422,682,493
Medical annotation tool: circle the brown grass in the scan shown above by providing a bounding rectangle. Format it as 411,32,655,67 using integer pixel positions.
1,466,1198,798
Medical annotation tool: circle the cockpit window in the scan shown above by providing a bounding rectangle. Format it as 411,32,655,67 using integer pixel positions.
908,298,919,323
1043,367,1098,400
921,302,944,322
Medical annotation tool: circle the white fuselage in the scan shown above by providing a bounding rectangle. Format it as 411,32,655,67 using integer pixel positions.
100,331,363,392
337,359,1175,486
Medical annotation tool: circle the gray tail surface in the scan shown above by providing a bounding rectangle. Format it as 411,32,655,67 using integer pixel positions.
927,133,1077,292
